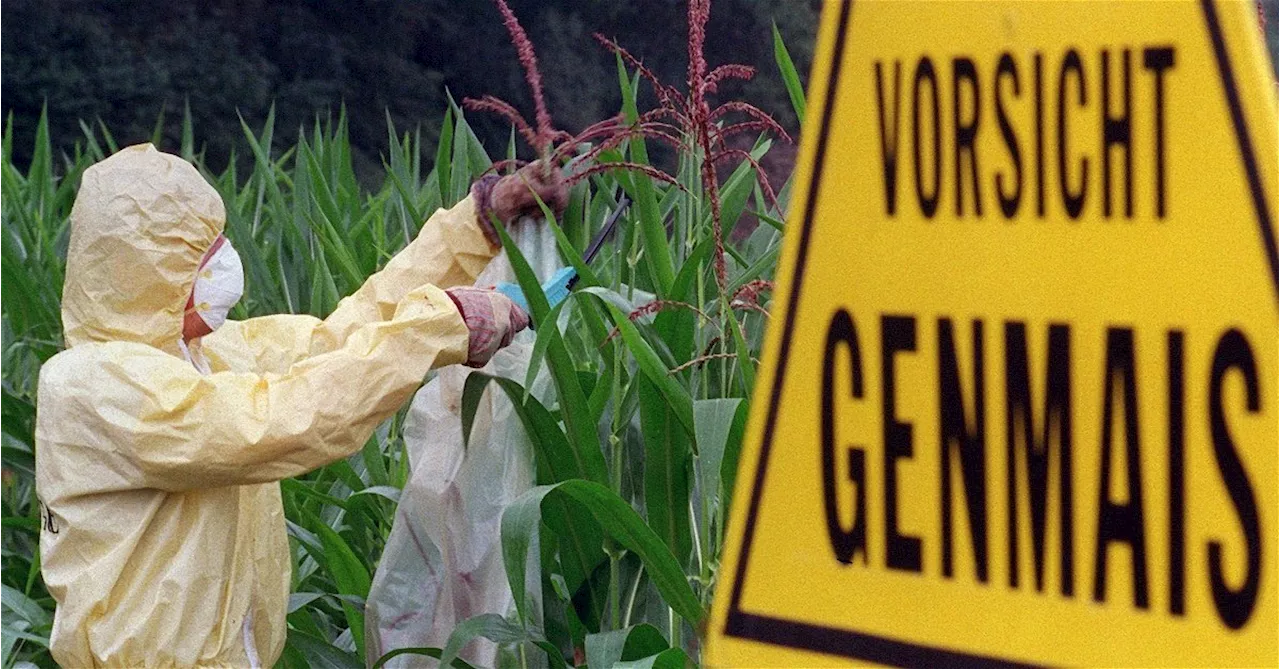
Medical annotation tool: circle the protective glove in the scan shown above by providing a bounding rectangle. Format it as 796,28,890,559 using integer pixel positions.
472,161,569,245
445,286,531,368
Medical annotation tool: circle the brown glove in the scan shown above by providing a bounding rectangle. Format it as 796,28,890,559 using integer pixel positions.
472,161,569,245
445,286,531,368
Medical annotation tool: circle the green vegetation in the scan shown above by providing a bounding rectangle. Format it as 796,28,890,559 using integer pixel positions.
0,8,807,666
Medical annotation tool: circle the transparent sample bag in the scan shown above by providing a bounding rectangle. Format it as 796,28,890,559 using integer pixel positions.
365,218,557,668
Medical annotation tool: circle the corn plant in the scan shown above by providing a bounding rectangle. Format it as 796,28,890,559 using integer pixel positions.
393,2,806,666
0,3,807,666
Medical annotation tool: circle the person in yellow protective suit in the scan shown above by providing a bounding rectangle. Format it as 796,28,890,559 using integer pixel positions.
35,143,566,668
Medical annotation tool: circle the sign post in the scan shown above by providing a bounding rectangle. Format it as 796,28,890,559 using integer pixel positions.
707,0,1278,665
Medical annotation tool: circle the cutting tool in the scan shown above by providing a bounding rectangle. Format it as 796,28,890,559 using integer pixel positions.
495,195,630,322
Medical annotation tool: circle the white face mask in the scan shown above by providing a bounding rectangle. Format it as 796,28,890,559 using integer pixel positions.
190,237,244,332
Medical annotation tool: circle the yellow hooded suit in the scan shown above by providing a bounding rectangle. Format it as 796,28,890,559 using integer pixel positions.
36,144,497,667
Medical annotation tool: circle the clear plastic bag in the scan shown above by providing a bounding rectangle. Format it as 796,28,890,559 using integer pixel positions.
365,218,557,668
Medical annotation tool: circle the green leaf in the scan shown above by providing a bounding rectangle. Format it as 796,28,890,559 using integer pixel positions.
502,481,704,628
693,398,745,513
384,166,425,239
654,236,713,362
726,311,757,393
533,639,572,669
587,294,694,437
28,106,51,206
522,285,624,398
438,614,528,669
584,624,669,669
280,479,348,509
96,117,119,153
720,399,751,516
360,430,391,487
371,647,476,669
180,98,196,161
615,53,674,295
237,107,284,205
286,628,362,669
614,647,692,669
349,485,401,504
460,372,596,485
728,243,780,296
752,208,787,233
547,215,601,288
498,483,550,626
449,108,474,204
495,220,552,325
435,105,454,205
712,139,771,236
2,623,50,650
639,376,693,565
0,516,38,533
313,523,371,659
586,361,616,425
302,160,364,289
772,23,807,124
0,586,49,629
285,519,324,556
287,592,326,614
462,116,493,180
521,298,565,396
148,102,168,148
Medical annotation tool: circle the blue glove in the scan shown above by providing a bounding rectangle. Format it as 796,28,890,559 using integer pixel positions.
494,266,579,327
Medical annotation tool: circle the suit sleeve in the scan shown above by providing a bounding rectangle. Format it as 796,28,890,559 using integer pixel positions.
79,285,469,491
203,195,496,374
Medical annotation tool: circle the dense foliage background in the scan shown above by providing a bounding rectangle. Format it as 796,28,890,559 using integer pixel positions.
2,0,821,179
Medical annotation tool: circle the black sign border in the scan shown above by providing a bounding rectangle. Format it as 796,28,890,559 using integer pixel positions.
723,0,1275,666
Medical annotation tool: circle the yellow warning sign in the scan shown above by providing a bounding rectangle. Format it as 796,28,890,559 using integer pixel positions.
707,0,1278,666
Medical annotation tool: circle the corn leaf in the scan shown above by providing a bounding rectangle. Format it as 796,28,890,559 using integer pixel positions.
772,22,807,124
371,646,476,669
585,291,695,437
313,523,371,660
614,648,692,669
437,613,528,669
654,236,714,362
726,311,757,393
285,628,362,669
584,623,669,669
460,372,597,485
711,139,771,236
502,481,704,629
615,53,674,295
638,375,693,566
448,107,473,205
1,586,50,630
693,398,745,514
435,104,454,205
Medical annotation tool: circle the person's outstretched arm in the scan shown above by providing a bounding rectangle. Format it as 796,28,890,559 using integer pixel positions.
40,285,475,492
203,163,564,374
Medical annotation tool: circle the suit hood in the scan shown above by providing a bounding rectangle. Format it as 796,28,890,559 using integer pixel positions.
61,144,224,352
